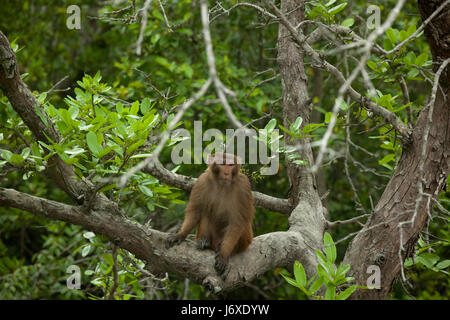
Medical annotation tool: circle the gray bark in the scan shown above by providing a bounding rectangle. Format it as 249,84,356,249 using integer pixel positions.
342,0,450,299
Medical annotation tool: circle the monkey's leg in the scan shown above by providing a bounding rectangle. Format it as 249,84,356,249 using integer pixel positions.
195,217,212,250
214,225,242,275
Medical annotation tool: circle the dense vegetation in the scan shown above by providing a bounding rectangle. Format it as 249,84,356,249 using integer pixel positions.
0,0,448,299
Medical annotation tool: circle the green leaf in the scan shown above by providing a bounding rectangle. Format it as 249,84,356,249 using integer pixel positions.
291,116,303,131
10,154,24,165
316,249,327,267
139,185,154,197
181,63,194,79
84,270,94,276
407,68,419,78
98,146,118,159
415,53,428,66
323,232,337,263
86,131,102,157
127,139,146,154
130,101,140,116
336,263,351,279
417,252,439,269
309,276,323,294
1,149,13,162
386,28,397,44
367,61,378,71
303,123,325,134
341,18,354,27
404,257,414,267
130,153,153,159
406,24,416,37
116,102,124,115
281,273,303,289
264,119,277,132
436,260,450,270
336,285,357,300
293,261,307,287
328,3,347,16
34,104,48,126
378,153,395,166
404,51,416,66
83,232,96,240
325,286,336,300
81,245,91,257
151,33,160,44
21,147,30,159
141,98,152,114
64,147,85,157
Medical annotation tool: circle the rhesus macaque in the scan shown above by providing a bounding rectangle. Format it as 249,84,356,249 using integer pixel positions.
165,152,254,275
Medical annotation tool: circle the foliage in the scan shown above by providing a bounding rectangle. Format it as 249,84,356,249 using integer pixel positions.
0,0,448,300
281,232,361,300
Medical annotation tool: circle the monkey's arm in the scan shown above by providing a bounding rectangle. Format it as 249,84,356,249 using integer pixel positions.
215,223,248,275
165,176,205,248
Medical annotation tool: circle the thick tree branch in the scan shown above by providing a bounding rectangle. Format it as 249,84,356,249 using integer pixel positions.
0,30,89,201
0,187,318,293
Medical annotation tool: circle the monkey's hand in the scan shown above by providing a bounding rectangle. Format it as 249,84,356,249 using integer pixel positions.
196,238,211,250
214,253,229,276
165,233,185,249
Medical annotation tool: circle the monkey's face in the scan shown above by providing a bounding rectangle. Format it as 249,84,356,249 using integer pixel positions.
213,163,239,185
208,152,241,186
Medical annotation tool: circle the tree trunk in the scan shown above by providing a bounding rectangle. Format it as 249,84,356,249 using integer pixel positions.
277,0,326,278
343,0,450,299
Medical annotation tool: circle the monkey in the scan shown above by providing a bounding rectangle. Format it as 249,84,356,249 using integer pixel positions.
165,152,254,276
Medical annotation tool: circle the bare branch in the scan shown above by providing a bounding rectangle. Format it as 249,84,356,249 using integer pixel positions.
136,0,152,56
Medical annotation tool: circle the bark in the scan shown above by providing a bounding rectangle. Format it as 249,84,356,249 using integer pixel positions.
276,0,327,278
0,186,316,292
0,31,88,201
277,0,317,206
343,0,450,299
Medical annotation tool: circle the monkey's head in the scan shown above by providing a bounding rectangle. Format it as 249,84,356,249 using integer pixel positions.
207,152,241,186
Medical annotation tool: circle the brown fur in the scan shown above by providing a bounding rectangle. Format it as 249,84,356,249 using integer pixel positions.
165,153,254,275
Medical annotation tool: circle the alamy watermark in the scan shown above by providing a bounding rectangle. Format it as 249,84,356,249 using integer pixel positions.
366,265,381,289
170,121,280,175
66,265,81,289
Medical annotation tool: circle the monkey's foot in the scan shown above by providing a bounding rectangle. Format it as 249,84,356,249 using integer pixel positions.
165,234,185,249
196,238,211,250
214,254,229,276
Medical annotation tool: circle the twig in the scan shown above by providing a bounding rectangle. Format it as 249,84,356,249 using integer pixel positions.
136,0,152,56
384,0,450,56
327,213,371,228
108,245,119,300
157,0,173,31
397,75,413,126
200,0,246,130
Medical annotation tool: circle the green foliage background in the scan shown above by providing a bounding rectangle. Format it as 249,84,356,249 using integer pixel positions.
0,0,448,299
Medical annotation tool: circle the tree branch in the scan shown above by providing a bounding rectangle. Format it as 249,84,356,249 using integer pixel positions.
0,187,316,293
267,2,411,145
